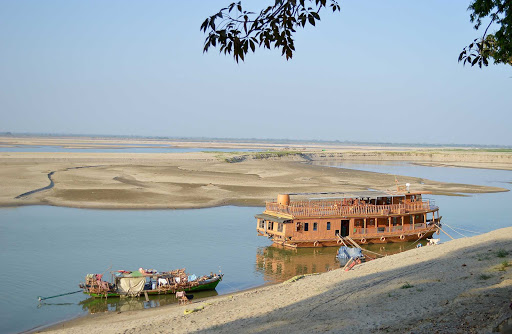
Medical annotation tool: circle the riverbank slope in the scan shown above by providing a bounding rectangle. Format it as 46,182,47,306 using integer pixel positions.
44,226,512,333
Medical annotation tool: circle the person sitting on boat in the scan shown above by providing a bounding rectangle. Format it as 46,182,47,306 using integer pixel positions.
95,274,110,292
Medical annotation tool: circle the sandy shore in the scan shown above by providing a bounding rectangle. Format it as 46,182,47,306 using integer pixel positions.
0,150,509,209
43,227,512,333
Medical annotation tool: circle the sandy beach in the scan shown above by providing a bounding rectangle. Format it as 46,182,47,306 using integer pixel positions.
42,226,512,333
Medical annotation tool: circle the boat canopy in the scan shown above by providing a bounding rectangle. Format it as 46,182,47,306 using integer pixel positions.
116,277,145,296
254,213,291,223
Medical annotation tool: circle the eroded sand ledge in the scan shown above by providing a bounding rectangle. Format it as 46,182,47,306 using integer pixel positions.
0,151,508,209
44,227,512,333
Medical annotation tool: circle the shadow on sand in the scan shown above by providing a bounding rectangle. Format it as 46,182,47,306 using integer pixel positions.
197,237,512,333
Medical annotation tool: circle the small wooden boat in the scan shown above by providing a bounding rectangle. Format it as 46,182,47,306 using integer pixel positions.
79,268,223,298
256,185,442,248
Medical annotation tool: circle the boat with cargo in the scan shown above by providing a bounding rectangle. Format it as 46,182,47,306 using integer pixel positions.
256,184,441,248
79,268,223,298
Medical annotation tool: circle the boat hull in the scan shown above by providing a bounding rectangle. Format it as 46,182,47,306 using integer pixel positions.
85,276,222,298
274,229,438,248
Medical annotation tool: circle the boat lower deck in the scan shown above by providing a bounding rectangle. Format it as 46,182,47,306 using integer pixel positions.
272,228,438,248
84,275,223,298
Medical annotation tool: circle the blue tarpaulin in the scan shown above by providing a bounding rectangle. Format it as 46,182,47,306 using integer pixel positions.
336,246,363,259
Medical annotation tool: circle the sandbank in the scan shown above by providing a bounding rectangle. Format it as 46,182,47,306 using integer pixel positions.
0,150,509,209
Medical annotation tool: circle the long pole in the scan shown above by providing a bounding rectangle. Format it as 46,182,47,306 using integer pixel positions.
38,290,82,302
436,224,455,240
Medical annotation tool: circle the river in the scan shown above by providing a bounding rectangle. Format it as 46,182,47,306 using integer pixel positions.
0,161,510,333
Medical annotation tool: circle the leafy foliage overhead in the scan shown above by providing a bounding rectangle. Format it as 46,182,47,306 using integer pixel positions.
459,0,512,67
200,0,341,62
202,0,511,67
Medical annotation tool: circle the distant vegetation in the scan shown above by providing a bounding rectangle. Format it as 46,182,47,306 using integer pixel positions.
220,150,304,163
253,151,302,159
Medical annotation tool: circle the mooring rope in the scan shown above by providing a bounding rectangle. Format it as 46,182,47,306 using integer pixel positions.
37,290,82,302
443,223,468,238
445,224,482,235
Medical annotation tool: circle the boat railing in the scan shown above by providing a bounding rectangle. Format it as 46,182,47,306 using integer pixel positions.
353,223,427,236
265,200,432,218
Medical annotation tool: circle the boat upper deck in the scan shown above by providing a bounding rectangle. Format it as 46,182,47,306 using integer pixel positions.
265,191,438,219
265,200,437,218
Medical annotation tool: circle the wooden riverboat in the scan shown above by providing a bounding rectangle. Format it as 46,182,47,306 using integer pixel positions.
80,268,223,298
256,186,441,248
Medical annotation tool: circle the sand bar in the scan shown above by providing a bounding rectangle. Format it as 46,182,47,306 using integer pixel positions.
0,150,509,209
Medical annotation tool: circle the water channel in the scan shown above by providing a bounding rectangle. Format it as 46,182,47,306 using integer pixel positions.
0,161,511,333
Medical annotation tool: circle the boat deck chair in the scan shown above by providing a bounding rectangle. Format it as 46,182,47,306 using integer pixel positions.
176,291,190,305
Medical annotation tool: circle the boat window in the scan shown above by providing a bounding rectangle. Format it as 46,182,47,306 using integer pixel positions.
327,222,331,230
268,221,274,230
313,222,317,231
304,223,309,231
259,220,265,229
278,223,283,232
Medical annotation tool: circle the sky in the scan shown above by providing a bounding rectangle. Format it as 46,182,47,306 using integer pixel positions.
0,0,510,145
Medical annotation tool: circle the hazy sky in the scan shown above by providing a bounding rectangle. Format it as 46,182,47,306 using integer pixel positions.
1,1,510,145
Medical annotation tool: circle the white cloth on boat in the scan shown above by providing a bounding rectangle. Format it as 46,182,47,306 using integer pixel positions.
117,277,145,296
158,278,168,285
175,277,180,283
188,274,197,281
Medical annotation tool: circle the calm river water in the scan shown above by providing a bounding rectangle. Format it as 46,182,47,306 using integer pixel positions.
0,162,511,333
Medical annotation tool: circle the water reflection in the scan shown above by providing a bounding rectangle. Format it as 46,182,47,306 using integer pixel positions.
79,290,219,314
255,241,429,282
256,246,341,282
362,240,427,256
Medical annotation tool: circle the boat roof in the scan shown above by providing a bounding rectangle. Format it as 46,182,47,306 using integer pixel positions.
254,213,292,223
308,190,394,200
111,270,185,279
287,190,430,200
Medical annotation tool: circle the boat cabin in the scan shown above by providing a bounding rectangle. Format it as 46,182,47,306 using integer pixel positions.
256,190,441,248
